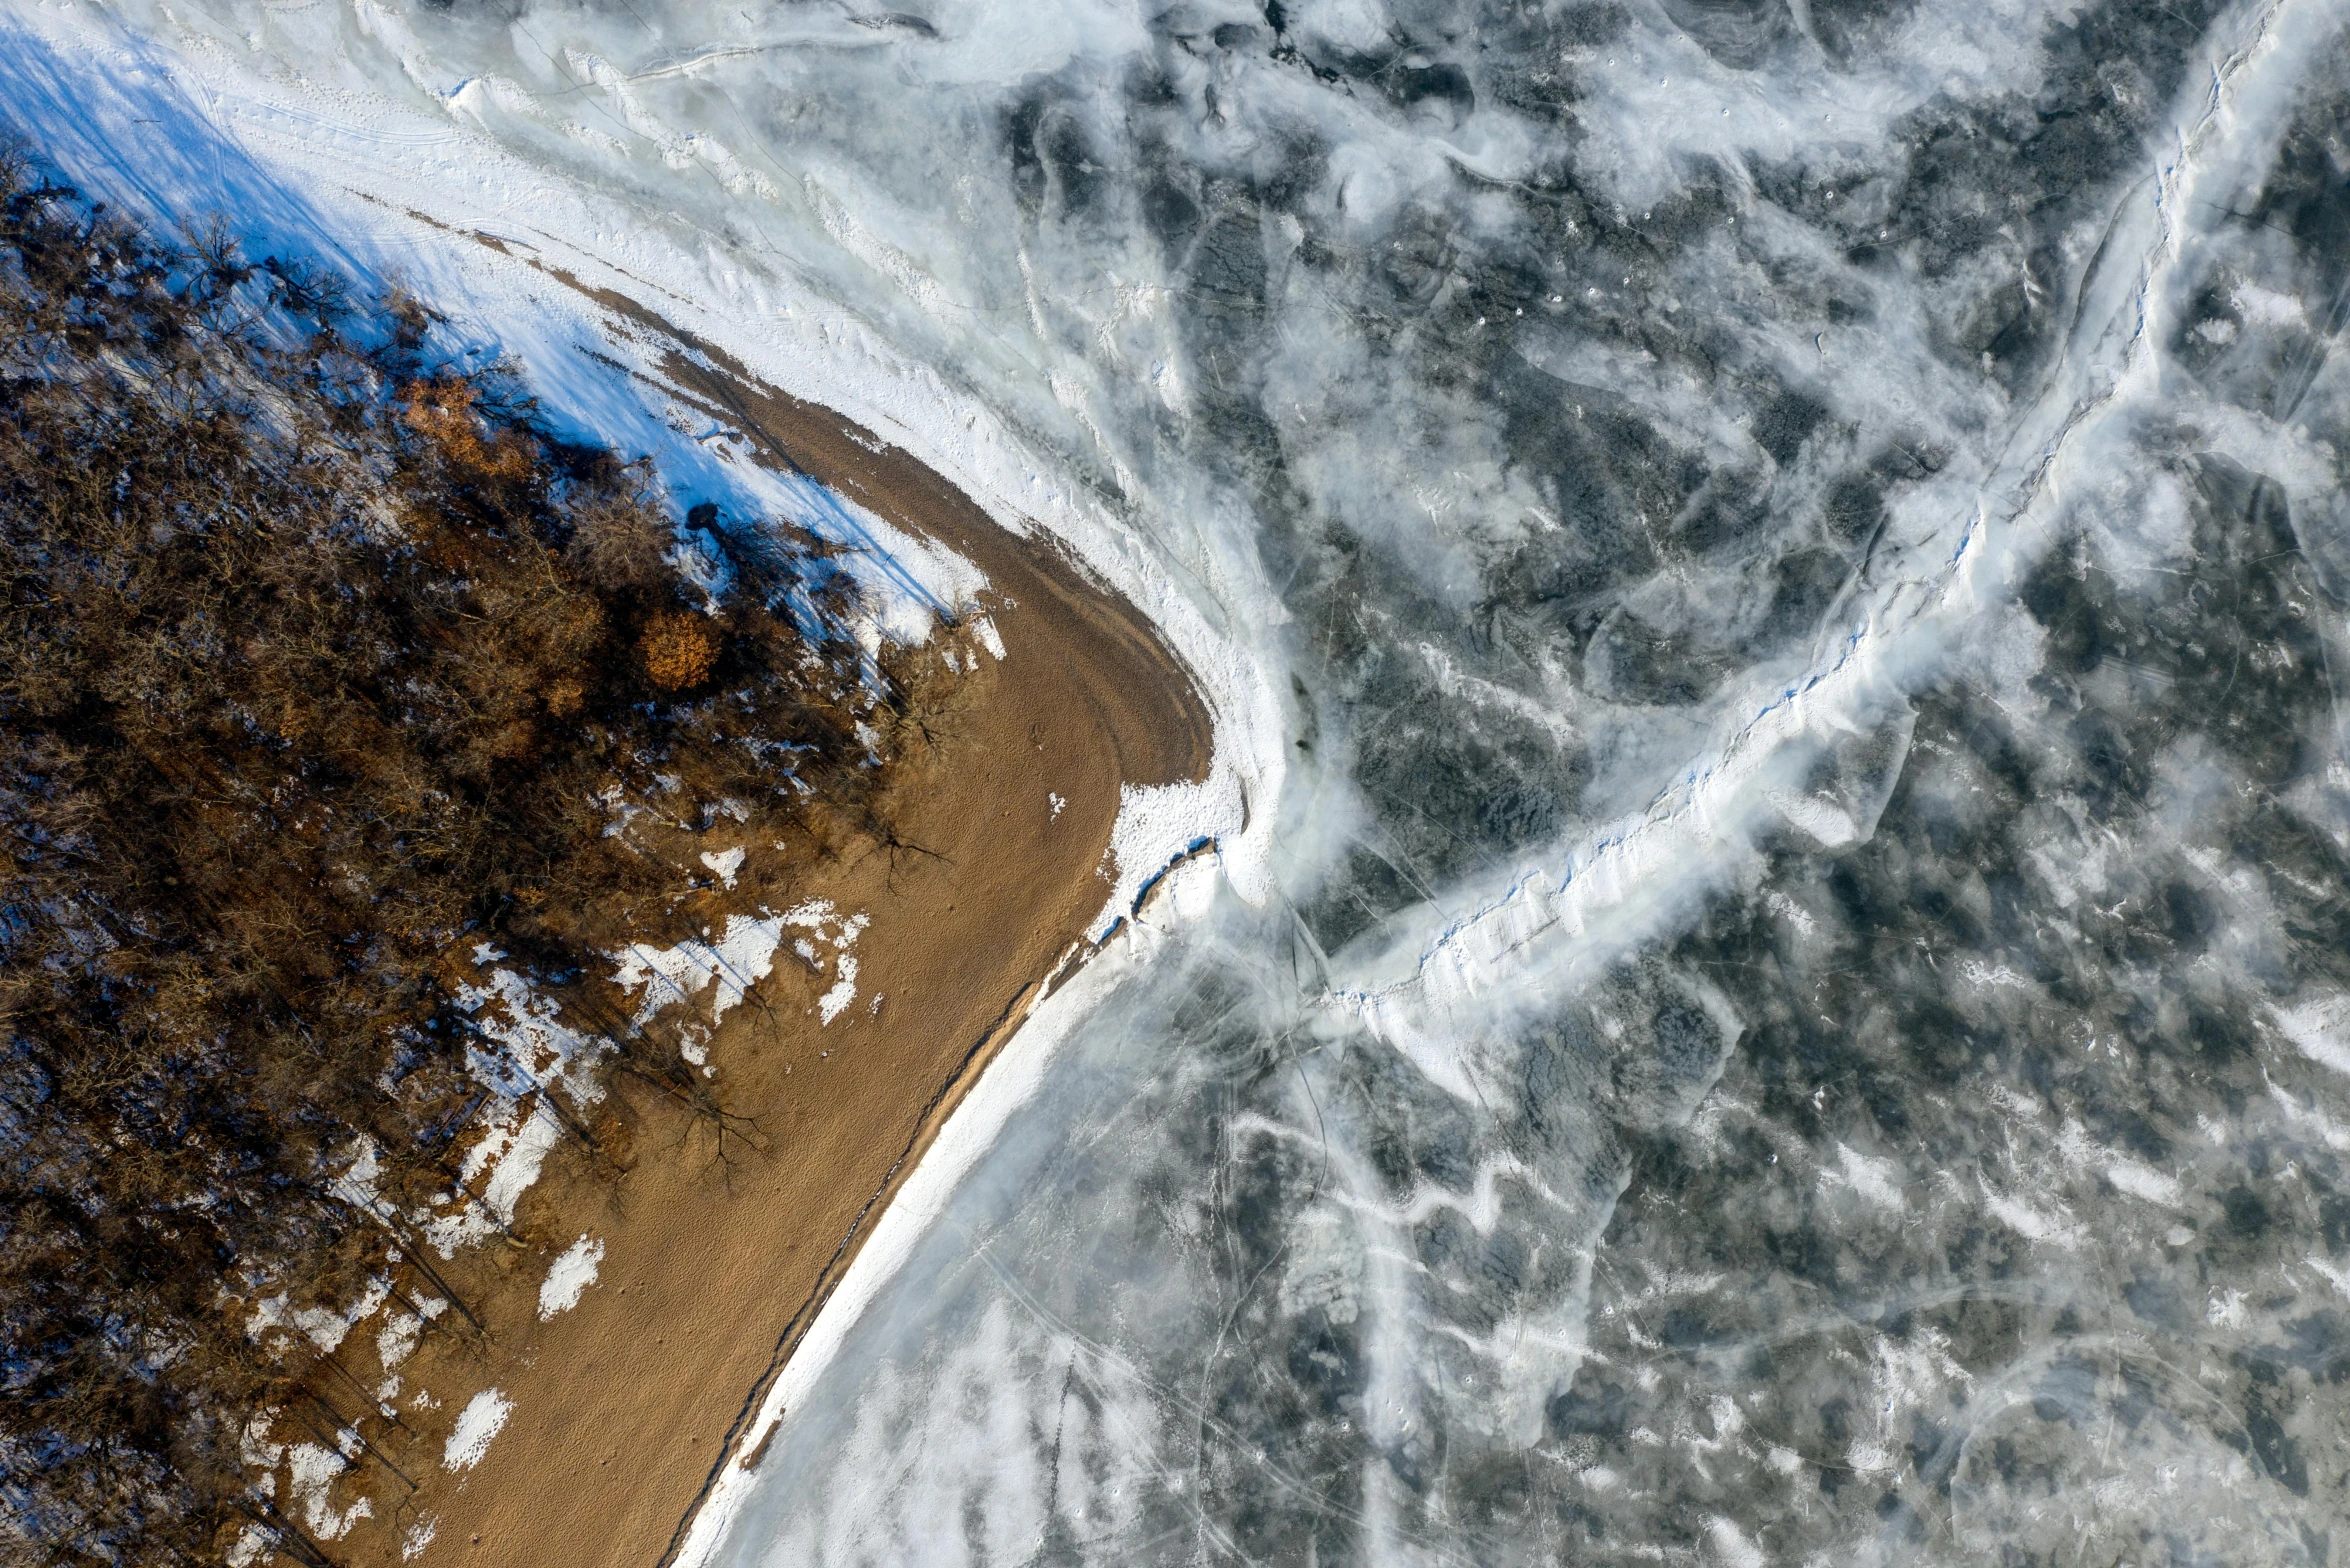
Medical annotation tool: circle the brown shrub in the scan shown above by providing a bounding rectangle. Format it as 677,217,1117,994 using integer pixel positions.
400,375,535,481
640,611,719,690
566,485,677,592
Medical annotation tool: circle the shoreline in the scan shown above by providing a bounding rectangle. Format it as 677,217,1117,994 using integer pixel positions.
626,316,1232,1568
0,28,1271,1565
666,834,1226,1568
316,320,1213,1568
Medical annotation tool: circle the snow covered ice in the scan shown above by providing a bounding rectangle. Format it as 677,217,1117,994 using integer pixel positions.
16,0,2350,1562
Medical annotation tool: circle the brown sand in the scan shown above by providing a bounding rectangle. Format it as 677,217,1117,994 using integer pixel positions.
311,312,1211,1568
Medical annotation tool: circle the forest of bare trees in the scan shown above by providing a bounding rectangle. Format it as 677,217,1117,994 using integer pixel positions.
0,149,912,1564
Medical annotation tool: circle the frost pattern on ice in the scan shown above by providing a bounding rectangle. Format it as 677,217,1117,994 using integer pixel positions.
2274,995,2350,1077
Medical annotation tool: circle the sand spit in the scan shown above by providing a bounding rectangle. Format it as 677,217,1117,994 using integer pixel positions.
308,309,1211,1568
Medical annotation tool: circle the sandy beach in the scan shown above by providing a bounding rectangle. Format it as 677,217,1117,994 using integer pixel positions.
308,309,1211,1568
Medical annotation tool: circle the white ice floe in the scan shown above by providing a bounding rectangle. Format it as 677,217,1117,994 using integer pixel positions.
537,1235,605,1321
1822,1143,1906,1212
1707,1519,1767,1568
2103,1160,2187,1211
443,1388,513,1472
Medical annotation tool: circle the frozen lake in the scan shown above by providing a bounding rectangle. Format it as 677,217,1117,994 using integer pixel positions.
14,0,2350,1561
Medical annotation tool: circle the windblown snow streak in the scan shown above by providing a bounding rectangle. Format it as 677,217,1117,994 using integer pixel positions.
17,0,2350,1561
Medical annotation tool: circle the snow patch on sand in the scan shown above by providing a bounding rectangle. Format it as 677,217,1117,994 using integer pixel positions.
611,901,872,1035
287,1442,372,1539
776,900,869,1025
244,1274,390,1354
399,965,611,1259
537,1235,604,1320
971,614,1006,661
612,913,789,1027
443,1388,513,1472
819,952,861,1025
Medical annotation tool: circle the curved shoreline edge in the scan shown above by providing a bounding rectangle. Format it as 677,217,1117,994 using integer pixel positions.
363,293,1221,1568
0,25,1266,1563
667,907,1190,1568
386,290,1218,1568
633,321,1224,1567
